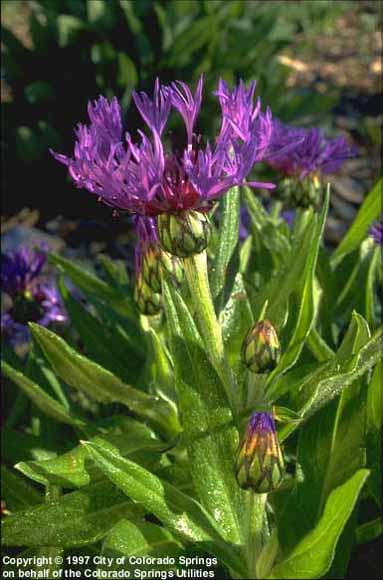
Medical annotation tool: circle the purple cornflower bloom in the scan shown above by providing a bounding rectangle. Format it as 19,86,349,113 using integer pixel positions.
370,214,383,246
247,412,277,436
51,77,274,218
266,119,357,180
1,246,67,345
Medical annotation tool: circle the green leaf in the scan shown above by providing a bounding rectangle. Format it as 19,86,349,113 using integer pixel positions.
251,207,316,329
49,253,135,320
243,186,291,268
1,361,85,428
220,272,253,372
102,520,182,561
1,480,143,548
57,15,85,48
1,466,43,512
268,469,370,579
58,277,138,383
163,280,242,545
97,254,129,289
277,374,367,551
82,441,246,576
267,187,329,384
297,325,381,420
81,441,218,544
146,326,177,405
29,323,179,439
332,177,382,264
277,320,381,442
366,361,382,505
16,418,164,489
356,518,383,544
210,186,240,304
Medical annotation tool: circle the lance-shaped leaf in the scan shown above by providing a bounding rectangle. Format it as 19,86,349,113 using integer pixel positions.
163,280,243,545
210,186,240,306
82,440,218,543
49,253,135,320
1,480,144,548
16,418,165,489
1,361,85,428
266,188,329,382
275,350,369,553
267,469,369,579
243,187,291,268
1,466,43,512
82,441,245,577
58,277,141,383
29,323,180,439
332,177,382,264
102,520,183,563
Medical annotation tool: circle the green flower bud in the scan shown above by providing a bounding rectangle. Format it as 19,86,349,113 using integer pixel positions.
160,250,184,286
280,176,322,209
235,412,285,493
242,319,281,373
134,275,162,316
142,245,163,293
157,211,211,258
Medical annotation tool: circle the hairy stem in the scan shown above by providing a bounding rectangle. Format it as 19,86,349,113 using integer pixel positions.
184,251,239,413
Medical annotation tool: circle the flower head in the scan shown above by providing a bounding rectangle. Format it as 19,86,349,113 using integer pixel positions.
370,214,383,246
1,245,46,298
266,119,357,180
52,78,275,219
1,246,67,345
235,411,285,493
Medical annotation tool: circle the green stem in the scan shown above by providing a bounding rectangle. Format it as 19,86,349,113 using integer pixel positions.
184,251,239,413
245,492,268,578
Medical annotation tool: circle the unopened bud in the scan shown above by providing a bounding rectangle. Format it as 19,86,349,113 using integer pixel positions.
142,245,163,293
134,275,162,316
157,211,211,258
242,320,281,373
235,412,285,493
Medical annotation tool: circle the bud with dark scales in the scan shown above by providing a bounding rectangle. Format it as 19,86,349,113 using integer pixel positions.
158,210,211,258
134,274,162,316
235,412,285,493
242,319,281,373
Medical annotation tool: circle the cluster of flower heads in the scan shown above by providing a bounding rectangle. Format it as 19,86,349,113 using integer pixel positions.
1,245,67,345
52,76,357,310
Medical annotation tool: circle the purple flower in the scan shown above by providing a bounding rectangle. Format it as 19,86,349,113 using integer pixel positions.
370,214,383,246
1,246,67,345
266,119,357,179
1,246,46,298
51,78,275,218
247,411,277,435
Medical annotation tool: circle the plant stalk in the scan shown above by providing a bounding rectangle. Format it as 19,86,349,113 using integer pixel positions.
183,251,239,413
245,492,268,578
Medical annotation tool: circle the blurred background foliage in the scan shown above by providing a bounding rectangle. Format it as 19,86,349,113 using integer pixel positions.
1,0,381,224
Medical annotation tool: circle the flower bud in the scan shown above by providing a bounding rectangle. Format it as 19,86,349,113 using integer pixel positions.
242,319,280,373
160,251,184,286
134,275,162,316
157,210,211,258
141,245,163,293
235,412,285,493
